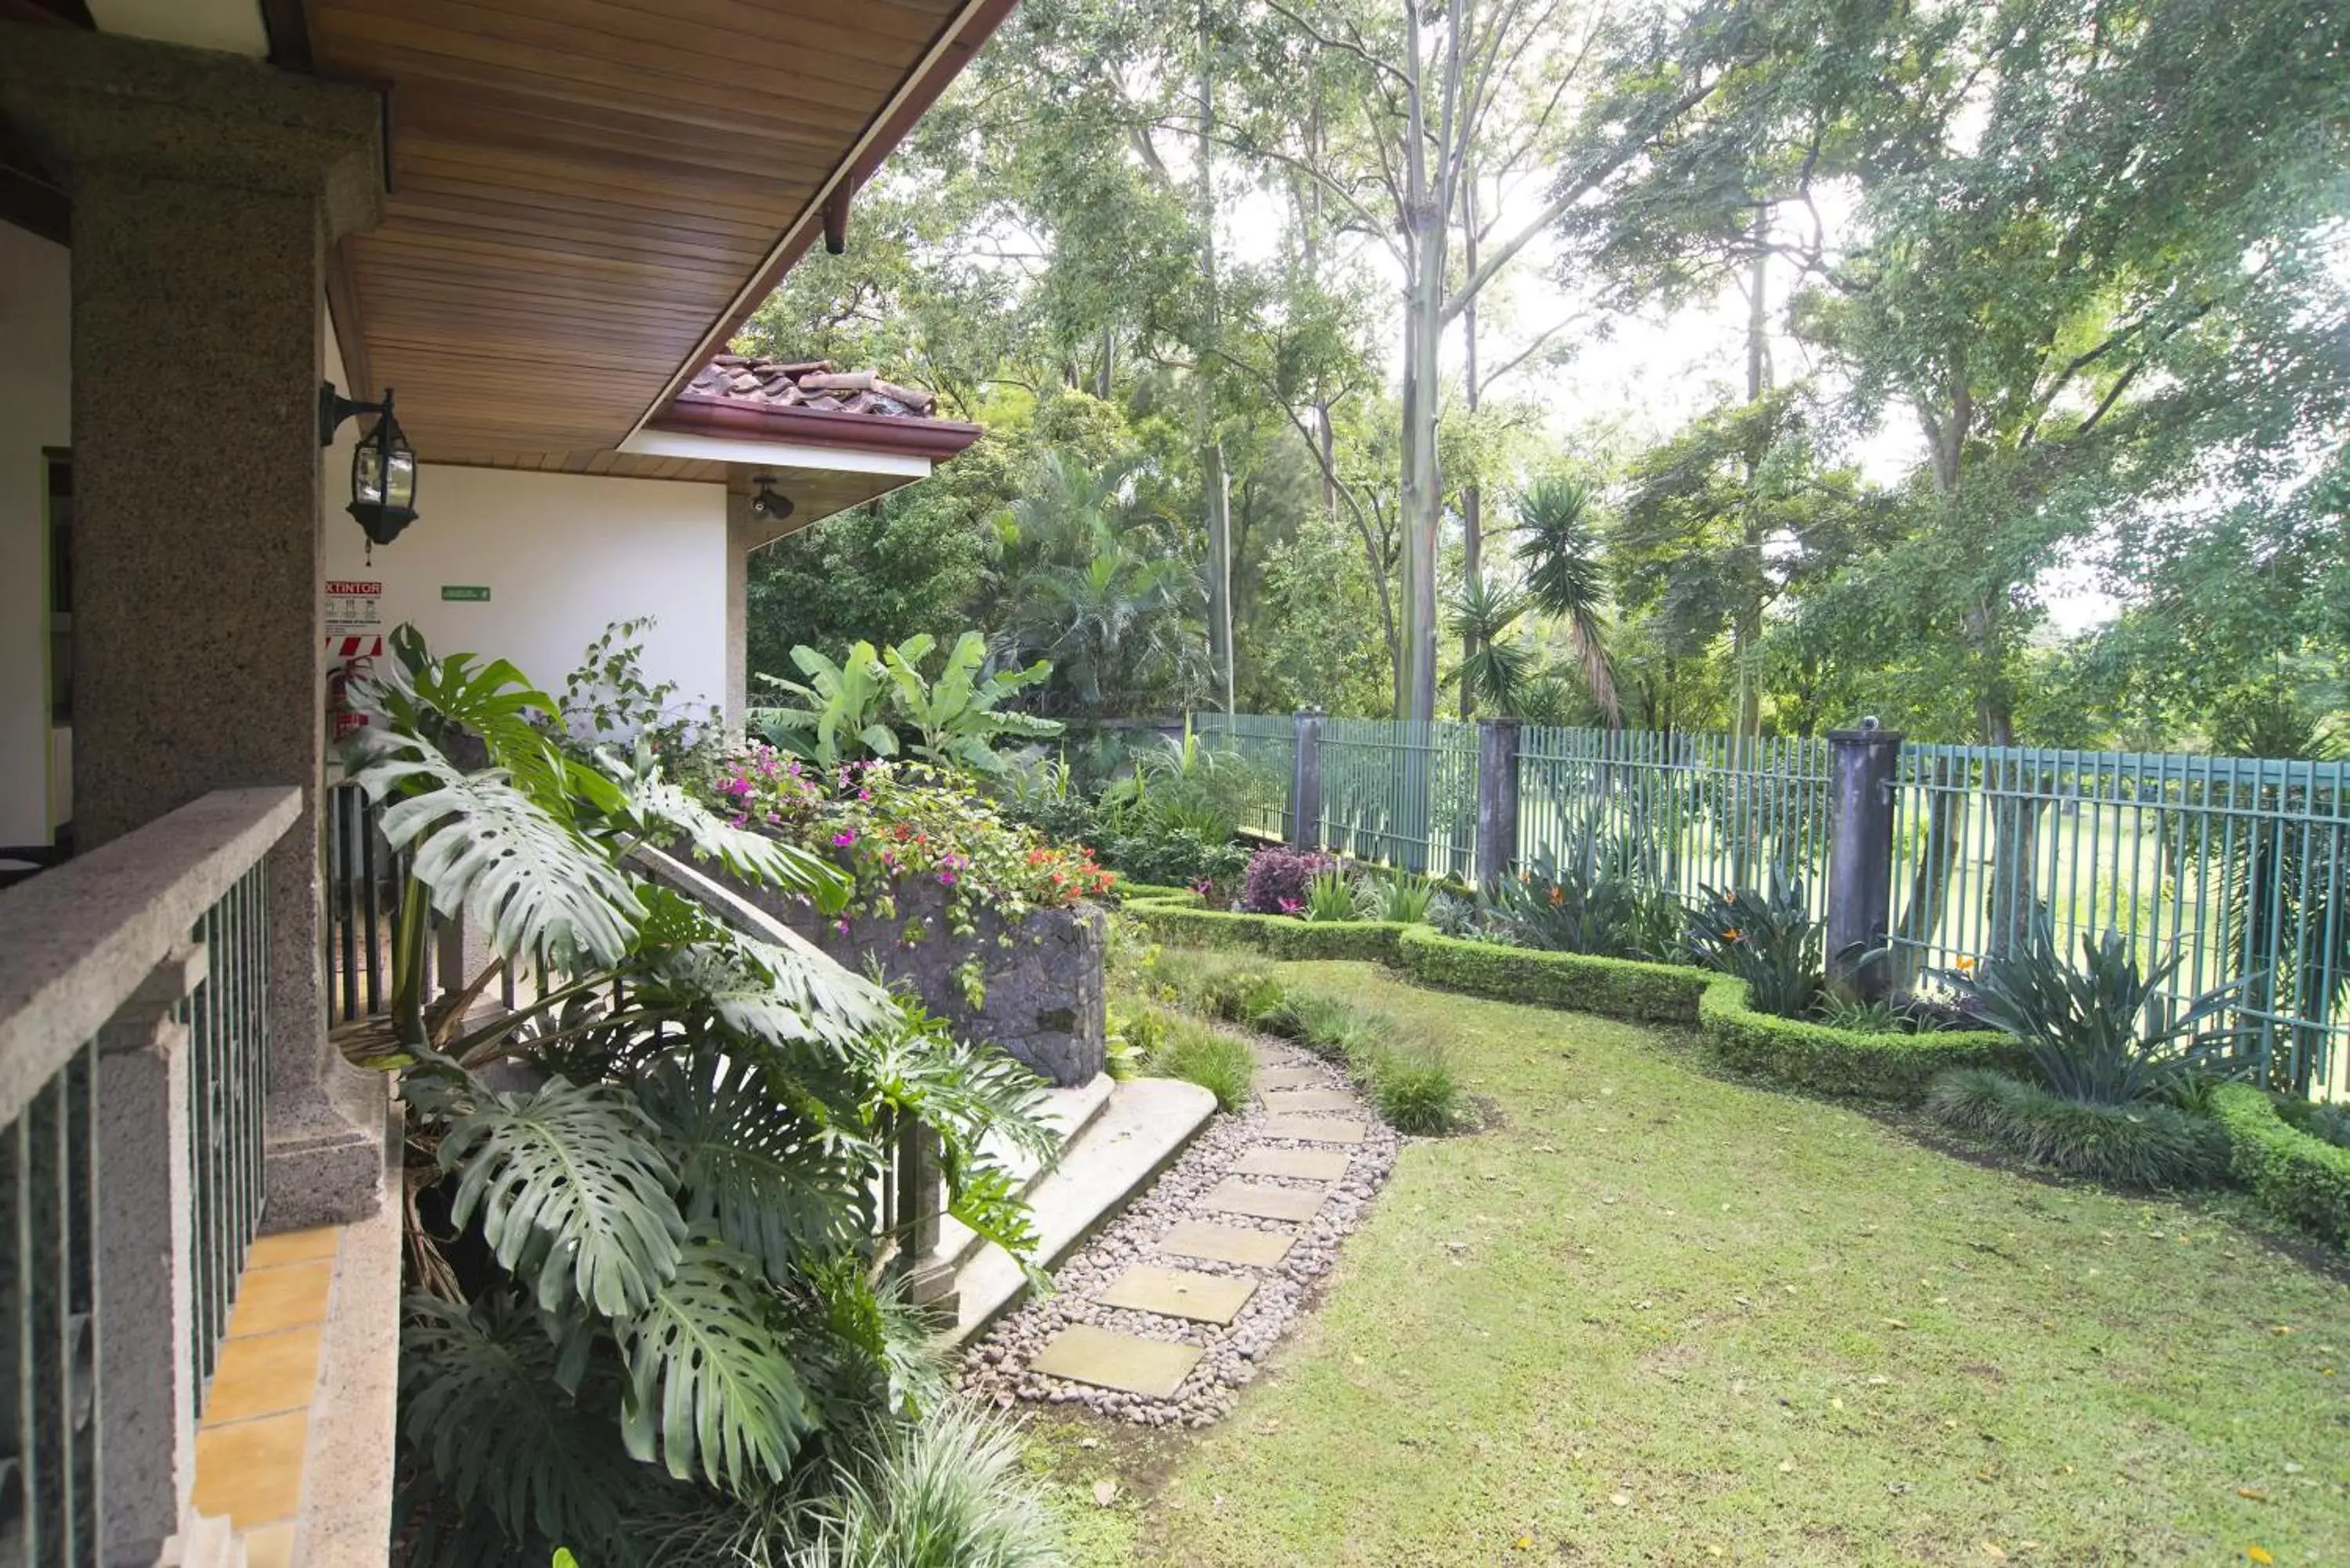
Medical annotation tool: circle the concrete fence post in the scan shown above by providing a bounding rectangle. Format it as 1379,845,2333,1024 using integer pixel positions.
96,945,208,1567
1827,719,1904,1001
1475,719,1523,887
1289,707,1325,851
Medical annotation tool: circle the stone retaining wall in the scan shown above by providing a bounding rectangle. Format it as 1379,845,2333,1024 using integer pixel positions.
715,869,1107,1086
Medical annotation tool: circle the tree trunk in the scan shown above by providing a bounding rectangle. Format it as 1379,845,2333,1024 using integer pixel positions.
1195,0,1234,714
1459,175,1482,721
1396,5,1444,727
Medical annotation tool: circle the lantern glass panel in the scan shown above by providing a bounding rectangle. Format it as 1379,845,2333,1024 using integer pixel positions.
352,439,384,504
383,445,417,508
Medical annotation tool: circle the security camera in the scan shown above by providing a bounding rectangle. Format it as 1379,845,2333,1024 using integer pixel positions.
749,475,795,525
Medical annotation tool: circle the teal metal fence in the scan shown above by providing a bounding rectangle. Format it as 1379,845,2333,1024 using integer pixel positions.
1517,727,1835,905
1201,714,1296,840
1316,718,1478,879
1890,747,2350,1096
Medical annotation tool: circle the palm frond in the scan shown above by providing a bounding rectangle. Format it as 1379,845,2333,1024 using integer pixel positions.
440,1077,688,1319
1515,479,1622,725
620,1235,814,1492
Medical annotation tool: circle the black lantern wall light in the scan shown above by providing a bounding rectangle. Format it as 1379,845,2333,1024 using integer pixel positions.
318,381,419,545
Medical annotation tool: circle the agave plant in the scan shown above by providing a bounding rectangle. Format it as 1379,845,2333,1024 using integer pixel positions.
348,629,1054,1566
1946,919,2252,1104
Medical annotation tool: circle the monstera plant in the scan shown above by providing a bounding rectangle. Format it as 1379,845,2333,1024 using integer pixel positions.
345,627,1051,1566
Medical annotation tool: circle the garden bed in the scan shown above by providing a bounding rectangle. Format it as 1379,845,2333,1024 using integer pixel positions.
1392,925,1708,1024
717,868,1108,1085
1697,974,2023,1102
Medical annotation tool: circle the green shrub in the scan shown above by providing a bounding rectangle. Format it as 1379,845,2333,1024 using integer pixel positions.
1925,1068,2229,1187
1133,1005,1254,1110
1699,975,2019,1100
2212,1083,2350,1246
1397,927,1708,1024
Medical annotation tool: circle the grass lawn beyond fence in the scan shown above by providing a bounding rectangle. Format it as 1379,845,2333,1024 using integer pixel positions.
1029,959,2350,1567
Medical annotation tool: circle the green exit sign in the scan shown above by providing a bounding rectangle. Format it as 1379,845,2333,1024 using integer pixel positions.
440,584,491,602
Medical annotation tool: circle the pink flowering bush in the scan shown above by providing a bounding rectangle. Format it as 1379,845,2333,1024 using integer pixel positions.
706,753,1114,941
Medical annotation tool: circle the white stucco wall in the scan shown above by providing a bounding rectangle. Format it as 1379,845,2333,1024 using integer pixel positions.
0,224,70,845
317,462,731,725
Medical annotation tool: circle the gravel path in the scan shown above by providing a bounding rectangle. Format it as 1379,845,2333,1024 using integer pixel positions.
956,1028,1401,1428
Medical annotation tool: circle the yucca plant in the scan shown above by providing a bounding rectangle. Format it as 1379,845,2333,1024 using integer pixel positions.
350,629,1054,1567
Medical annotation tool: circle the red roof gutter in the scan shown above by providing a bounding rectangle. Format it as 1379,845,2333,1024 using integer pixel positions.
627,0,1022,441
652,396,985,462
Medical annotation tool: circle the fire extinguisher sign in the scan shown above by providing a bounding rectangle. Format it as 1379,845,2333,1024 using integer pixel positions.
324,580,384,660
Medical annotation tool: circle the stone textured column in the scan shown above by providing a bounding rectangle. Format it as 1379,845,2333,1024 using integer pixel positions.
1827,719,1904,1001
1289,706,1324,851
1475,717,1522,887
0,26,391,1229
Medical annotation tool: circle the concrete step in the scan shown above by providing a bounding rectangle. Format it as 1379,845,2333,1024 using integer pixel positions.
942,1075,1219,1347
934,1072,1114,1274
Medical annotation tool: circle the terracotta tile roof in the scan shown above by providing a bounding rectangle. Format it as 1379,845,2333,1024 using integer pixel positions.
685,355,942,420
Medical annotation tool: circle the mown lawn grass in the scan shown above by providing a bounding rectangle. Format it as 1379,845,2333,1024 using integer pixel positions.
1029,959,2350,1567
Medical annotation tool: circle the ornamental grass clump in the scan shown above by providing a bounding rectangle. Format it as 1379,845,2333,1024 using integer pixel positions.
1303,868,1368,922
1133,1006,1256,1111
1925,919,2250,1188
1925,1068,2228,1188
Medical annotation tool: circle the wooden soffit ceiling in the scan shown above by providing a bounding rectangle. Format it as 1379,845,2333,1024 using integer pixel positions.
302,0,1014,464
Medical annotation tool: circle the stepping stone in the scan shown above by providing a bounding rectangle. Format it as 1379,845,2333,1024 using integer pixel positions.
1257,1065,1324,1089
1096,1265,1258,1325
1233,1145,1354,1182
1032,1324,1203,1399
1159,1219,1296,1268
1264,1114,1368,1145
1247,1041,1296,1067
1263,1087,1360,1114
1201,1178,1326,1223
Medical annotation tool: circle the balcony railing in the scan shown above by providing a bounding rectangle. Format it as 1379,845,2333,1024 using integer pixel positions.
0,787,300,1566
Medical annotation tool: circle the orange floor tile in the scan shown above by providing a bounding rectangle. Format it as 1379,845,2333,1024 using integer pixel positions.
191,1224,349,1547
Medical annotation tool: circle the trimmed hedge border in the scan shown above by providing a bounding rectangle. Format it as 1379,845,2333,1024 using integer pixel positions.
1394,926,1707,1024
2212,1083,2350,1247
1123,901,1412,963
1114,883,1203,907
1697,975,2020,1102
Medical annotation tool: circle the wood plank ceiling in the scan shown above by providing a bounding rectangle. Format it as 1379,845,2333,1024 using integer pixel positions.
302,0,996,466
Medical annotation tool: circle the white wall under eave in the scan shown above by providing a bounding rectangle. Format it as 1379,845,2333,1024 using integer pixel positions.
318,464,731,732
0,223,70,847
